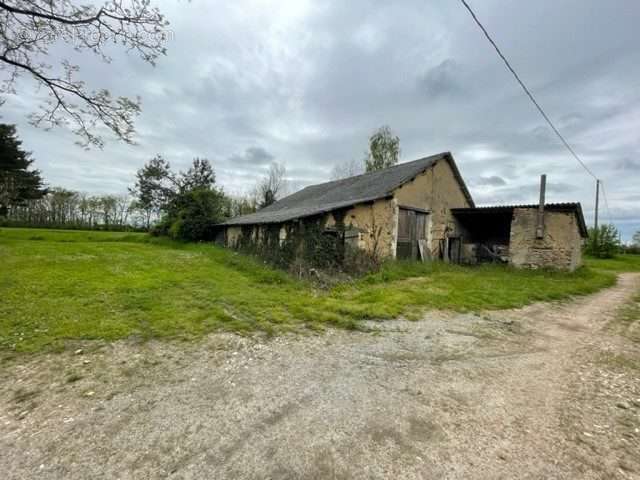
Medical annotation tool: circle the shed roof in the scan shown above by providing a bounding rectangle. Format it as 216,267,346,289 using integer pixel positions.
451,203,589,237
221,152,474,226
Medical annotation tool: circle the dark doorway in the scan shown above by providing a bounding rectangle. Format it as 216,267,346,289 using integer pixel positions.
448,236,462,263
451,207,513,264
396,208,428,260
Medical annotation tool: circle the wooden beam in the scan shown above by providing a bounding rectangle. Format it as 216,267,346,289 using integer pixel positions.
536,174,546,239
397,205,431,214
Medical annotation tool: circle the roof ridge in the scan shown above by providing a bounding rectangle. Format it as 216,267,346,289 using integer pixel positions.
220,151,468,226
260,151,451,212
308,151,449,189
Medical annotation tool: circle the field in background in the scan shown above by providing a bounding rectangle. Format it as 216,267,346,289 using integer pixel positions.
0,228,623,353
585,253,640,273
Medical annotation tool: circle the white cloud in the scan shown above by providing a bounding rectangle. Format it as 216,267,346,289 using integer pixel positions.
1,0,638,238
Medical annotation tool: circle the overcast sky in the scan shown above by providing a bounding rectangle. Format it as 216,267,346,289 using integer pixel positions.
3,0,639,239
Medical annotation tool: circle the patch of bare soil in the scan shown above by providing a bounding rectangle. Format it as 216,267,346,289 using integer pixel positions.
1,274,639,479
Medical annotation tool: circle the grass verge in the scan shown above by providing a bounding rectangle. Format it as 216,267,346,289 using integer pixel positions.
585,254,640,273
0,227,618,353
608,290,640,344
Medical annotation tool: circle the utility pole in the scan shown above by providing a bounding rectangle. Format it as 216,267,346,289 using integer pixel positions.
594,179,600,230
619,230,624,255
536,174,546,239
594,179,600,247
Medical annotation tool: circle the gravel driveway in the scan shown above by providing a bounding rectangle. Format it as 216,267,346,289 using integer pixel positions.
2,274,639,479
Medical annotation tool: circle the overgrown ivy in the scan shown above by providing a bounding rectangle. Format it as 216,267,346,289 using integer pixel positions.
232,213,379,276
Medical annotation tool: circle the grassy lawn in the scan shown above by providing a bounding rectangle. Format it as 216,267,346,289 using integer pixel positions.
0,228,620,353
585,254,640,273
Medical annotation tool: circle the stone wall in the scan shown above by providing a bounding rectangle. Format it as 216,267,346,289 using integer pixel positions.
223,198,399,260
325,198,398,259
393,158,472,257
509,208,583,271
225,226,243,248
222,156,473,261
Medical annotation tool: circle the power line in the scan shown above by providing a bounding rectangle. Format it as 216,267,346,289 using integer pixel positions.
458,0,598,181
600,180,613,225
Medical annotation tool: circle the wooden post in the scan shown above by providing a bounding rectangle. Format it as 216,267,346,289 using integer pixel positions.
594,179,600,230
536,174,546,239
594,179,600,247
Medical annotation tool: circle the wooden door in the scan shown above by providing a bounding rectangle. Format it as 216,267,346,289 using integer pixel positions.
448,236,462,264
396,209,428,260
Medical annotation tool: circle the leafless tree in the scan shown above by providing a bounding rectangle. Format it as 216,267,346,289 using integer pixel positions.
115,193,131,226
256,162,287,209
330,158,364,180
5,188,139,228
0,1,168,147
226,193,256,217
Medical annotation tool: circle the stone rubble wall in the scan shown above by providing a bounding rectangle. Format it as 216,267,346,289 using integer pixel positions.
509,208,583,271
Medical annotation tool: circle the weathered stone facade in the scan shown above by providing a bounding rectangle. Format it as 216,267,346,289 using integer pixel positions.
393,159,472,257
325,198,399,258
453,205,586,271
509,208,584,271
219,152,587,271
221,156,473,261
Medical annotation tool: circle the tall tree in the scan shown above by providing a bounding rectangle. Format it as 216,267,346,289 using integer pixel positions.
161,158,228,241
130,156,227,232
180,158,215,191
166,188,227,241
256,162,287,209
100,195,118,226
48,188,78,224
129,155,174,228
365,126,400,172
0,124,46,216
0,1,168,147
115,194,132,226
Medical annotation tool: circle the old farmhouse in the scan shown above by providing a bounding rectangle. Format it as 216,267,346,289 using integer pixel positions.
218,152,588,271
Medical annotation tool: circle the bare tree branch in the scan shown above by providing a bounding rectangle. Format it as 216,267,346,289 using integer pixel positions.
0,0,169,147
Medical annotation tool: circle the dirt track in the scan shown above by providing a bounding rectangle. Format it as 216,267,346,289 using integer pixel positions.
2,274,639,479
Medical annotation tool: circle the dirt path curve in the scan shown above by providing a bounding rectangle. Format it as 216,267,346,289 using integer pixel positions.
1,274,639,480
436,272,640,479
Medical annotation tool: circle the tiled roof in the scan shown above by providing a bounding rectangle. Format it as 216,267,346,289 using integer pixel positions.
221,152,474,226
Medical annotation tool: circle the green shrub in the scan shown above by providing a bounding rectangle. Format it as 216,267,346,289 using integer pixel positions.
584,224,620,258
164,188,226,241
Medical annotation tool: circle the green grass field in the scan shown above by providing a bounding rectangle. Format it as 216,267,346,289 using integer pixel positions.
0,228,628,353
584,254,640,273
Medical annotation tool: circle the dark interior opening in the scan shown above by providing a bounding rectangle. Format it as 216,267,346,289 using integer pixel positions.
452,210,512,244
452,209,514,263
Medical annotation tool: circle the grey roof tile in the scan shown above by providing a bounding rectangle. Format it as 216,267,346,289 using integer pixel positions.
221,152,473,226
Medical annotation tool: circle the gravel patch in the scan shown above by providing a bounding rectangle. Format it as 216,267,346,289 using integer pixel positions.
1,274,639,479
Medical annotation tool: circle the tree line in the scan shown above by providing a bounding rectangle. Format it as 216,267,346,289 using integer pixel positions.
5,189,139,230
0,124,144,230
0,123,287,237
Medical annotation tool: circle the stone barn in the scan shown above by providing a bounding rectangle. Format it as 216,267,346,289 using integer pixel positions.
452,203,588,271
218,151,588,271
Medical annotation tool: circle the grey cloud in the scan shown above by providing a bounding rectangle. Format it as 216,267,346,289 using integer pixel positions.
471,175,507,187
227,147,275,167
418,59,465,99
1,0,639,239
615,158,640,171
546,182,578,194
